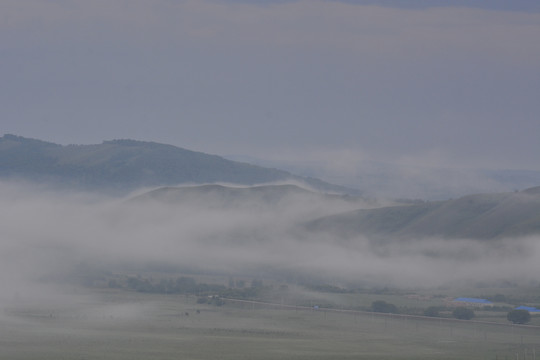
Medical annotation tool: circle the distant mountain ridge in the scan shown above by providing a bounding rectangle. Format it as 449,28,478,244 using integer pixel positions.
307,188,540,240
0,134,356,195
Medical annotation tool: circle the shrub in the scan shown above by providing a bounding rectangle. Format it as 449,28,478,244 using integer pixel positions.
371,300,398,314
423,306,441,317
197,297,209,304
452,306,475,320
507,309,531,324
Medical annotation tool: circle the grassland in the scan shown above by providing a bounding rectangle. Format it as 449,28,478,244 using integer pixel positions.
2,287,540,360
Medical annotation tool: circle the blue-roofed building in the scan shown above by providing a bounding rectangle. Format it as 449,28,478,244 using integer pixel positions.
515,306,540,313
453,297,493,307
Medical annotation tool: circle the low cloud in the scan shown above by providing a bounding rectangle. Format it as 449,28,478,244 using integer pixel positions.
0,181,539,306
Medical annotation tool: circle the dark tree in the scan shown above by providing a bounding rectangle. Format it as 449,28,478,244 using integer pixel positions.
423,306,441,317
371,300,398,314
507,309,531,324
452,306,475,320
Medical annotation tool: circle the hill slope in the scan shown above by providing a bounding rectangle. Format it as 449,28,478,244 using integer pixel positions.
0,134,354,195
131,183,368,212
307,189,540,240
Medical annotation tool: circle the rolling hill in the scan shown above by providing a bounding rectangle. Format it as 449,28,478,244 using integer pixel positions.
307,188,540,240
0,134,356,195
131,183,368,212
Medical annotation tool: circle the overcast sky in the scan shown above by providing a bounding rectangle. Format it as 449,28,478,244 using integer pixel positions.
2,0,539,170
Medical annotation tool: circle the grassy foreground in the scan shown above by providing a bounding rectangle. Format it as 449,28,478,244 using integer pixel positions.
1,289,539,360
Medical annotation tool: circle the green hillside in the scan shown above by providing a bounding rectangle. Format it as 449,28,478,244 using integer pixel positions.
0,134,353,195
307,189,540,240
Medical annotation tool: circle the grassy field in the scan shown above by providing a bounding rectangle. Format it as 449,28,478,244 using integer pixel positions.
2,288,540,360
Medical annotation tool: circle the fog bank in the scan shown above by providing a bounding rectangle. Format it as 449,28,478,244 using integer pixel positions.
1,182,539,303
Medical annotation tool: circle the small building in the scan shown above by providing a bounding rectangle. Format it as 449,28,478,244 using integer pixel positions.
515,306,540,313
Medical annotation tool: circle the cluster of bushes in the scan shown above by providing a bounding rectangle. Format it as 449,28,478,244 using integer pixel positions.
303,284,352,294
123,276,226,295
423,306,443,317
507,309,531,324
370,301,477,320
112,275,266,303
452,307,475,320
197,296,225,306
371,300,398,314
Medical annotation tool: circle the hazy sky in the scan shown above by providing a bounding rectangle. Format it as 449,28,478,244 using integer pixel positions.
2,0,540,170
